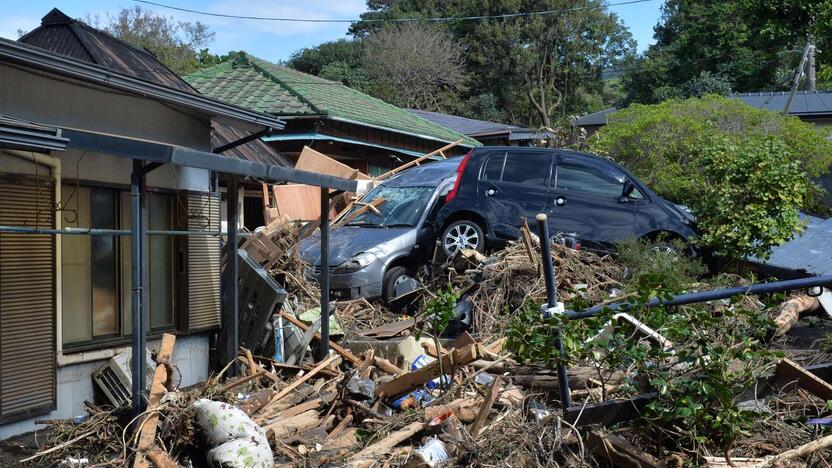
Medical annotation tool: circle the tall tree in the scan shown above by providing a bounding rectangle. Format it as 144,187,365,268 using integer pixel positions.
100,6,216,75
351,0,634,128
287,39,367,88
621,0,832,104
362,23,468,111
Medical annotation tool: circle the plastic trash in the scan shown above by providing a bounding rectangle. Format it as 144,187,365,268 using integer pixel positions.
415,438,450,466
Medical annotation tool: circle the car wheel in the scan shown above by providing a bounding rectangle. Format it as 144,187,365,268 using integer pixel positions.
382,266,418,304
441,220,485,257
649,241,682,259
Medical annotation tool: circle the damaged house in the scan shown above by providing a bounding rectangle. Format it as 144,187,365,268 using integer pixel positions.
0,9,292,438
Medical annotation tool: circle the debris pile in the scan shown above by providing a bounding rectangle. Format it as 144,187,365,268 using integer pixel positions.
23,222,832,467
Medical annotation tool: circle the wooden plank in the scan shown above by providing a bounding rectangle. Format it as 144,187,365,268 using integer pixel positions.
133,333,176,468
453,331,477,349
146,446,178,468
265,354,341,408
470,376,501,437
221,371,267,392
334,197,386,227
373,356,404,376
349,421,427,462
359,319,415,339
359,349,375,379
296,146,370,180
264,410,321,440
244,349,257,376
279,311,361,364
775,358,832,400
375,343,484,399
272,184,323,221
374,140,460,181
587,430,667,468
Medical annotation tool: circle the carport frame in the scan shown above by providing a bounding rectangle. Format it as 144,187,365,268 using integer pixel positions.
2,128,357,418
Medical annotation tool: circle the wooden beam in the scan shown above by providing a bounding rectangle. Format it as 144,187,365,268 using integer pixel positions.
374,140,461,181
470,376,501,437
348,421,427,462
775,358,832,400
133,333,176,468
375,343,484,399
265,354,341,408
334,197,386,227
279,311,361,364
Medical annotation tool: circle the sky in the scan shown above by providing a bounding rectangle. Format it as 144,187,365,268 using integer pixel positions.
0,0,663,63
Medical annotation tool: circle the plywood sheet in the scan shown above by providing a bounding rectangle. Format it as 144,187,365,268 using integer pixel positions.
272,184,323,221
295,146,370,180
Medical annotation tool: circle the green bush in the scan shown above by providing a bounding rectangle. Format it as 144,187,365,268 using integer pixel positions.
616,237,707,291
589,95,826,259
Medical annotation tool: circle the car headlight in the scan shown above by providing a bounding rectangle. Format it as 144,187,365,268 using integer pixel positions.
333,252,377,274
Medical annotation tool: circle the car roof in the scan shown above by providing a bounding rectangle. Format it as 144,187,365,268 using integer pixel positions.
471,146,610,163
384,157,462,187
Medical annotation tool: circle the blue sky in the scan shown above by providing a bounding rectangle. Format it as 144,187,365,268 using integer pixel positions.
0,0,663,63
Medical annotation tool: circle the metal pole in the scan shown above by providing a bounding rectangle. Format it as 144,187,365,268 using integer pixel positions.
572,273,832,319
226,176,240,377
535,213,572,408
317,187,331,360
130,160,146,418
808,42,817,92
784,41,813,114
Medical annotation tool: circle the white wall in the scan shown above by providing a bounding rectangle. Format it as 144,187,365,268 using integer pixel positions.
0,333,210,440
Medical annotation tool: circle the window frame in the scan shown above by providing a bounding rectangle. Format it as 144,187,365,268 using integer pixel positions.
481,151,554,188
59,180,183,352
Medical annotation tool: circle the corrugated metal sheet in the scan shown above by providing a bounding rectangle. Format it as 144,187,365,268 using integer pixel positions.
212,122,292,167
748,214,832,276
181,192,222,331
0,176,56,421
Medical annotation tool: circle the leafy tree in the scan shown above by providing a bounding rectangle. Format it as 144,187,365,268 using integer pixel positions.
98,6,216,75
351,0,634,128
621,0,832,104
362,23,468,112
590,95,830,258
286,39,367,88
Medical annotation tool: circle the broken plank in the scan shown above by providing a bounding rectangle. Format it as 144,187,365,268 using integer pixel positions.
470,376,502,437
133,333,176,468
266,354,341,407
359,319,415,339
373,356,404,376
244,349,257,376
775,358,832,400
146,446,178,468
264,410,321,440
587,430,667,468
279,311,361,364
376,343,484,399
221,371,268,392
349,421,428,462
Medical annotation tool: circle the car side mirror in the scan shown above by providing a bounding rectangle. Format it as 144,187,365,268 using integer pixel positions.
619,180,635,203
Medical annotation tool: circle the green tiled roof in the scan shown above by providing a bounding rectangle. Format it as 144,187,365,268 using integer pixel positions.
184,52,480,148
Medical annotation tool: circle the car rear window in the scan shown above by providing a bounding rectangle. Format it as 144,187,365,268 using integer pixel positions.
499,153,551,186
482,154,505,181
555,163,626,198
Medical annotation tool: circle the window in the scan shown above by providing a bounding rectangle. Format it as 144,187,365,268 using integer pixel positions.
61,185,177,346
481,154,505,181
555,163,627,199
500,153,551,186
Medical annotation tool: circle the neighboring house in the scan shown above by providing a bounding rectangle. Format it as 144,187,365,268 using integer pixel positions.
405,109,553,146
185,52,480,177
0,9,286,438
572,107,616,139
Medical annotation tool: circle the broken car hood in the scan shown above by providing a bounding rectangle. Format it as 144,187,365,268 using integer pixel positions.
299,226,413,266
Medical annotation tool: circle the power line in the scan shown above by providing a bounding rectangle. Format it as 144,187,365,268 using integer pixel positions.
131,0,658,23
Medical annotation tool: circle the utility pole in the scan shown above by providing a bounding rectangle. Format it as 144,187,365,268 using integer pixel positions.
784,41,814,114
808,42,817,92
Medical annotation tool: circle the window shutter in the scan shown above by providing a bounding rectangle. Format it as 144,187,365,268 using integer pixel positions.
180,192,221,331
0,175,56,422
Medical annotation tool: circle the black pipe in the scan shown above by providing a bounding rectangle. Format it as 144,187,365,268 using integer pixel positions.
317,186,331,361
569,274,832,319
227,176,239,377
535,214,572,409
130,160,146,418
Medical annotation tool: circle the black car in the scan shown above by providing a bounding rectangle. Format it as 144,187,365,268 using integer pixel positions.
435,147,696,256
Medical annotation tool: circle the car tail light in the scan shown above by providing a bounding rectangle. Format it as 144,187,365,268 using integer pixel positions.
445,150,472,203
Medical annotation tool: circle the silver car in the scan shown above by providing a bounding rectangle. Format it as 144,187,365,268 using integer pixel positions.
299,158,460,303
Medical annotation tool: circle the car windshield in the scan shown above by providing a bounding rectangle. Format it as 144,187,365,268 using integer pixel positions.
343,185,435,228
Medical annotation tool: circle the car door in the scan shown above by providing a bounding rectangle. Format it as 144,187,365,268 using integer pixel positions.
478,151,553,239
548,154,636,247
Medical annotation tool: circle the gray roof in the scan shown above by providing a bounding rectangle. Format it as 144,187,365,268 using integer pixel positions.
748,214,832,276
405,109,528,136
574,107,617,126
730,91,832,116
